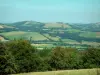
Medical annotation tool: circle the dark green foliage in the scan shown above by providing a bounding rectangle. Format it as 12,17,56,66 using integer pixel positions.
83,48,100,68
37,48,51,59
0,40,100,74
49,47,78,70
6,40,43,72
0,42,18,74
37,48,52,71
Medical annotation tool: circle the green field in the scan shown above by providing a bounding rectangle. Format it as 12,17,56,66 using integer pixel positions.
31,43,54,49
62,39,78,42
43,34,60,41
11,69,100,75
66,29,81,33
79,32,97,38
82,40,100,46
0,31,48,41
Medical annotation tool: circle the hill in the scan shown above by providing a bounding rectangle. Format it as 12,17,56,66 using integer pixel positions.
70,22,100,31
0,21,100,50
11,21,44,26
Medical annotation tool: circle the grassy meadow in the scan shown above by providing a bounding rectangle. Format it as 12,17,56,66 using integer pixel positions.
0,31,47,41
11,68,100,75
79,32,100,38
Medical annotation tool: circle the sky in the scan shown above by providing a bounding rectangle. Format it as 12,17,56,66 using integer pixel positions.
0,0,100,23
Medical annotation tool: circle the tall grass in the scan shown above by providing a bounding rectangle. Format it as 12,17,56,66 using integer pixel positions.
11,68,100,75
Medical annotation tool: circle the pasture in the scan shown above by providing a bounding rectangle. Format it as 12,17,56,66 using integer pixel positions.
0,31,48,41
79,32,99,38
43,34,60,41
31,43,54,49
66,29,81,33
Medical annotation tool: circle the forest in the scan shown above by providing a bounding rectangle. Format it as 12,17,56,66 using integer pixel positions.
0,40,100,74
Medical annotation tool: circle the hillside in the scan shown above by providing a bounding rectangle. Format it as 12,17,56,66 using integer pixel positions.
44,22,71,28
0,21,100,50
70,22,100,31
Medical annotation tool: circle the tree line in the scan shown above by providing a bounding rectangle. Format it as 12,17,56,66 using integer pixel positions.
0,40,100,74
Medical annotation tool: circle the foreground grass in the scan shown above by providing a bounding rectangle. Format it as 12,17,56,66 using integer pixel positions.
11,68,100,75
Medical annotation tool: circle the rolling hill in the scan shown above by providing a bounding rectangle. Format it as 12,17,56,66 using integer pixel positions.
0,21,100,49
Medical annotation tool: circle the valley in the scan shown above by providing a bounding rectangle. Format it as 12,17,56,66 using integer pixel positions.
0,21,100,50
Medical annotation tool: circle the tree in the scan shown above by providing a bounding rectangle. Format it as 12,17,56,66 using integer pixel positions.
0,42,18,74
49,47,78,70
6,40,49,72
83,48,100,68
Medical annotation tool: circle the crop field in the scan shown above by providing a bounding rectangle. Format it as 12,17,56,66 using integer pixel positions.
62,39,78,42
31,44,54,49
11,68,100,75
44,23,71,28
82,40,100,46
79,32,100,38
0,31,48,41
66,29,81,33
43,34,60,41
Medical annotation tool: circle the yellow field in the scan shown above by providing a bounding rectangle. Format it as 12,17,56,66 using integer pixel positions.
44,23,71,28
11,68,100,75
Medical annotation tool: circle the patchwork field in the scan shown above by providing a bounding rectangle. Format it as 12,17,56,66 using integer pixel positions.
0,21,100,49
11,68,100,75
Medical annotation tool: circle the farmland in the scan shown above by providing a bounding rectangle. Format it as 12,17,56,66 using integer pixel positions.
44,23,71,28
0,31,47,41
0,21,100,50
0,34,100,75
79,32,98,38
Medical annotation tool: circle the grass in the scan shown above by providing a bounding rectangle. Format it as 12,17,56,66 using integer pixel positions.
82,40,100,46
31,44,54,49
62,39,77,42
62,39,80,44
66,29,81,33
43,34,60,41
79,32,99,38
11,68,100,75
0,31,48,41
